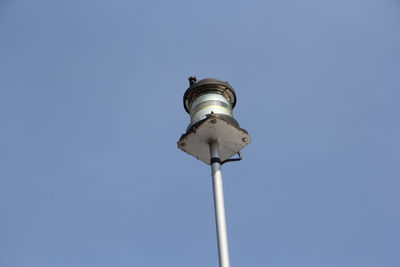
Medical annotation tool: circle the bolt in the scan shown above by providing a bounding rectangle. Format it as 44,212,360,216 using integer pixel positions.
211,119,217,124
242,137,249,142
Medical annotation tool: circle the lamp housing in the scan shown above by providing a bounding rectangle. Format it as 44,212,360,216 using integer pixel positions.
178,76,250,165
184,77,239,131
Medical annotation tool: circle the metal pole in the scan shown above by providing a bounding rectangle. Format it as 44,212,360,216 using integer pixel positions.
210,140,231,267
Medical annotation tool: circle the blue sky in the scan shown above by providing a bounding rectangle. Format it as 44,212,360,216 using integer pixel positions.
1,0,399,266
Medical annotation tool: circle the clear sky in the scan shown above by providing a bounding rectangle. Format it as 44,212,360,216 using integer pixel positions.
1,0,399,266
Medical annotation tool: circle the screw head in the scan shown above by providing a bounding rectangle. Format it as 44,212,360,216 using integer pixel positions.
210,119,217,124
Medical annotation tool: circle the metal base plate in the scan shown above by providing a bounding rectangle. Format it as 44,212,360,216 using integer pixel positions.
177,117,250,165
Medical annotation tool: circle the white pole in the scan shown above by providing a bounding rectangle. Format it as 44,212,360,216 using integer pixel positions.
210,140,231,267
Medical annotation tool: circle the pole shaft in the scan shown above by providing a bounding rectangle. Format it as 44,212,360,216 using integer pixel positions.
210,140,231,267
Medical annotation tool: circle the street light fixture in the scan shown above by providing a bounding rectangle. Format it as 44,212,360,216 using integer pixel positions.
177,76,251,267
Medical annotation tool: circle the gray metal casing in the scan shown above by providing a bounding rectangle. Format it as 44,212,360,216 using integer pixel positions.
177,115,250,165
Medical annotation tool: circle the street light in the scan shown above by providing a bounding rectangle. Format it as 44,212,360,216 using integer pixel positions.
177,76,251,267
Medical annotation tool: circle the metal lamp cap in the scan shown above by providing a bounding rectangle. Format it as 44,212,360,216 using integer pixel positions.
183,77,237,114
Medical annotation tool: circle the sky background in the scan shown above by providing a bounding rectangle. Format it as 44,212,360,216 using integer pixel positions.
1,0,400,266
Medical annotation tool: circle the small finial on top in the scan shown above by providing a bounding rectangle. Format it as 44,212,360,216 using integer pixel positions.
188,76,197,86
